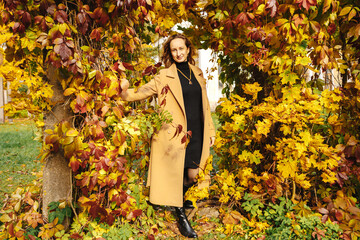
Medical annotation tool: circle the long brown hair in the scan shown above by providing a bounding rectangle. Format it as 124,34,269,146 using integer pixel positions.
161,34,196,68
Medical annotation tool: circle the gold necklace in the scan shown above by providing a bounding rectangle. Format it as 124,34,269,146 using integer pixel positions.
177,67,192,85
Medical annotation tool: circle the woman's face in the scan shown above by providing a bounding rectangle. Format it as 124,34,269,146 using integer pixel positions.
170,38,190,63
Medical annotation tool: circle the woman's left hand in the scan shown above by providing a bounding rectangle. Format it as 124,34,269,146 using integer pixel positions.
210,136,215,147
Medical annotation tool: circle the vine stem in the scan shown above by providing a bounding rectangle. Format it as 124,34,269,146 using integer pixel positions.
291,180,296,202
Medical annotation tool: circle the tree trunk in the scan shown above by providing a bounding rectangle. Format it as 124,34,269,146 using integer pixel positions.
0,77,4,124
0,52,4,123
42,65,73,225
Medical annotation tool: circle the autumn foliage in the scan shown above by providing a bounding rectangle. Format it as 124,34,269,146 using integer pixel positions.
1,0,360,239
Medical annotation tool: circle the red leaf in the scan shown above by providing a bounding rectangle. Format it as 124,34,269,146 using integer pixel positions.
93,7,109,26
77,175,89,187
59,43,72,60
187,130,192,138
318,208,329,215
13,22,25,34
355,146,360,161
181,135,187,144
1,10,10,24
160,99,166,106
265,0,277,18
8,223,15,236
235,12,253,26
334,210,343,221
89,204,107,219
28,235,37,240
321,214,328,223
54,10,68,23
106,214,115,225
90,28,102,41
295,0,317,11
69,233,83,239
122,62,135,70
69,157,80,172
142,65,153,76
161,85,170,95
20,11,31,27
76,11,91,35
34,15,44,24
177,124,183,133
132,209,142,218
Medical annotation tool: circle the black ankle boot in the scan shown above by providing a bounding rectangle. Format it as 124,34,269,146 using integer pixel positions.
174,207,198,238
184,200,195,209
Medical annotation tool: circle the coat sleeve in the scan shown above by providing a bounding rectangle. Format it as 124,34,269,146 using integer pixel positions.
120,76,159,101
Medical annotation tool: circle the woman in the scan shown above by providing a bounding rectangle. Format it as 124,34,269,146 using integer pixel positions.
120,33,215,238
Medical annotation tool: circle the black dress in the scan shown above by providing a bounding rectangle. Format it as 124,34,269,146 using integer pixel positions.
176,62,204,169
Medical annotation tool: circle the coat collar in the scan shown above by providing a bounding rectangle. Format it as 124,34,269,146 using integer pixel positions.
165,63,205,86
164,63,205,117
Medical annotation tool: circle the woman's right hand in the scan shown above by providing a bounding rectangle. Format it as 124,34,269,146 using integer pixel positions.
120,78,129,93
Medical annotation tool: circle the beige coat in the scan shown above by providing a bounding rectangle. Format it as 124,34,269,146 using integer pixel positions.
121,63,215,207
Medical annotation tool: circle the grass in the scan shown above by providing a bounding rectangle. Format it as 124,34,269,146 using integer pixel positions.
0,120,42,205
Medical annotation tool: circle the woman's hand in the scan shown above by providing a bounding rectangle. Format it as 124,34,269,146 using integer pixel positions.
120,78,129,93
210,136,215,147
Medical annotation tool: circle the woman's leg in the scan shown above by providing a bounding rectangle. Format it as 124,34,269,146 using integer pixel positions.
173,168,199,238
183,168,199,209
184,168,199,186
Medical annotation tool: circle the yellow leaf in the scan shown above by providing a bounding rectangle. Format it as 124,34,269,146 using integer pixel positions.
59,23,67,35
221,99,237,116
179,4,187,16
255,119,272,137
348,8,357,21
64,88,76,96
0,214,12,223
339,6,352,16
321,171,337,183
280,125,291,135
295,174,311,189
252,184,262,192
277,159,297,178
242,82,262,97
66,129,79,137
255,4,265,15
299,131,311,146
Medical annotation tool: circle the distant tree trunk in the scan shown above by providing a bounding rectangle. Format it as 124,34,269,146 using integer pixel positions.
0,52,4,124
0,77,4,124
42,65,73,226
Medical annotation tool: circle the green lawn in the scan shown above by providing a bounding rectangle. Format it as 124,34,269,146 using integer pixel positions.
0,121,42,205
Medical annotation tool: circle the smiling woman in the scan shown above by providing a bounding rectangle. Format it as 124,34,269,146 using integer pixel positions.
120,33,216,238
0,121,41,205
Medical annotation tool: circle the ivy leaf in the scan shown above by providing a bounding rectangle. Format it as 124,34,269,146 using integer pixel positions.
295,0,317,11
279,70,299,84
113,130,126,147
265,0,278,18
90,28,102,41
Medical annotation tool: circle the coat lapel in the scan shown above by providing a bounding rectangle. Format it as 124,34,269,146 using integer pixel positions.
164,63,206,118
165,64,186,117
190,64,206,90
